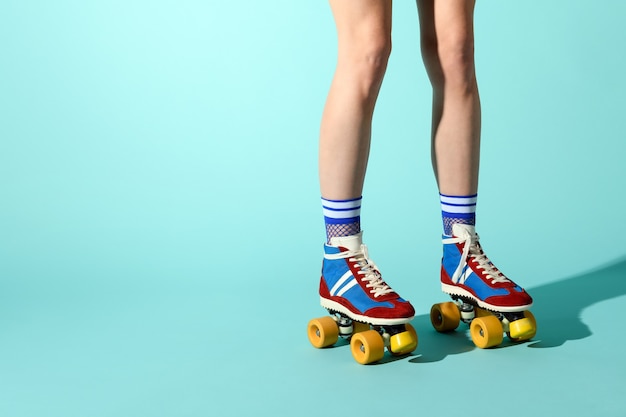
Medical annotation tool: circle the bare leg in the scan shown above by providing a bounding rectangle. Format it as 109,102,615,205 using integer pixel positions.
319,0,393,200
419,1,535,326
314,2,417,344
417,0,480,196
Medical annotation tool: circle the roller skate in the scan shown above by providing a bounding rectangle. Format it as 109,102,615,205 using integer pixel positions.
307,232,418,364
430,224,536,348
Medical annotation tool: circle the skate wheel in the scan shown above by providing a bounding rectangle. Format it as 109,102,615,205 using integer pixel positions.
470,315,503,349
350,330,385,365
352,321,371,335
508,311,537,342
430,302,461,332
389,323,418,356
307,316,339,348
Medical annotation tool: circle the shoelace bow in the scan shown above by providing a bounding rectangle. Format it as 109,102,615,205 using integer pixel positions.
326,244,394,298
443,232,511,285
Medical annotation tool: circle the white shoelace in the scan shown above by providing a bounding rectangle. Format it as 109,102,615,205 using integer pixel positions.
443,232,511,286
325,244,394,298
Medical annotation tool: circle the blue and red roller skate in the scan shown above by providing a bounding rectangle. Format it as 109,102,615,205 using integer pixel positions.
430,224,537,348
307,232,418,364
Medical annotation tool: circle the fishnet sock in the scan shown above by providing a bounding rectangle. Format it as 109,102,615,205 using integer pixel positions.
444,216,475,236
326,221,361,243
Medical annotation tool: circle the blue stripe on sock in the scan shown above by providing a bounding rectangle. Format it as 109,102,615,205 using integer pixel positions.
441,211,475,219
322,206,361,212
441,194,477,235
324,216,360,224
322,196,362,241
441,202,476,207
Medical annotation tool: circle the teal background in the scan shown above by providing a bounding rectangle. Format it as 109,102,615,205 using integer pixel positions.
1,1,625,416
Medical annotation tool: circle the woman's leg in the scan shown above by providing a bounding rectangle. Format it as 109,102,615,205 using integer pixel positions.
417,0,480,198
319,0,392,201
418,0,533,315
315,1,416,331
319,0,393,242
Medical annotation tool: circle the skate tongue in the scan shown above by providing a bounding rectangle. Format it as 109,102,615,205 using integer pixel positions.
329,232,363,252
451,223,477,239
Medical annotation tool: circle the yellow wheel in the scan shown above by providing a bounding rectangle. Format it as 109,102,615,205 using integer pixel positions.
430,302,461,332
307,316,339,348
350,330,385,365
352,321,371,335
508,311,537,342
470,315,503,349
389,323,418,356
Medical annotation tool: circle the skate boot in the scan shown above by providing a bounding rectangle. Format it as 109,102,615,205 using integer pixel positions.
307,232,417,364
430,224,536,348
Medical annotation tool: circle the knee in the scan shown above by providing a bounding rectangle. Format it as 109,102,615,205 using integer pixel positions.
362,38,392,78
422,34,476,94
440,42,476,93
339,36,392,98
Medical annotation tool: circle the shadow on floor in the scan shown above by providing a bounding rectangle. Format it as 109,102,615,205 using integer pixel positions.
410,256,626,362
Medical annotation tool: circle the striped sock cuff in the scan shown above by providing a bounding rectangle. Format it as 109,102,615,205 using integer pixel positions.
322,197,362,241
322,196,362,224
440,193,477,235
440,193,477,215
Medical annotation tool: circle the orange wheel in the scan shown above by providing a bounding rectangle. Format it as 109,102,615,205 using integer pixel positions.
389,323,418,356
470,315,503,348
350,330,385,365
430,302,461,332
307,316,339,348
508,310,537,342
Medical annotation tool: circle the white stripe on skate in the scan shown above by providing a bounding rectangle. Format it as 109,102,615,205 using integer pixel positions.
455,267,473,285
329,270,353,296
336,279,358,297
